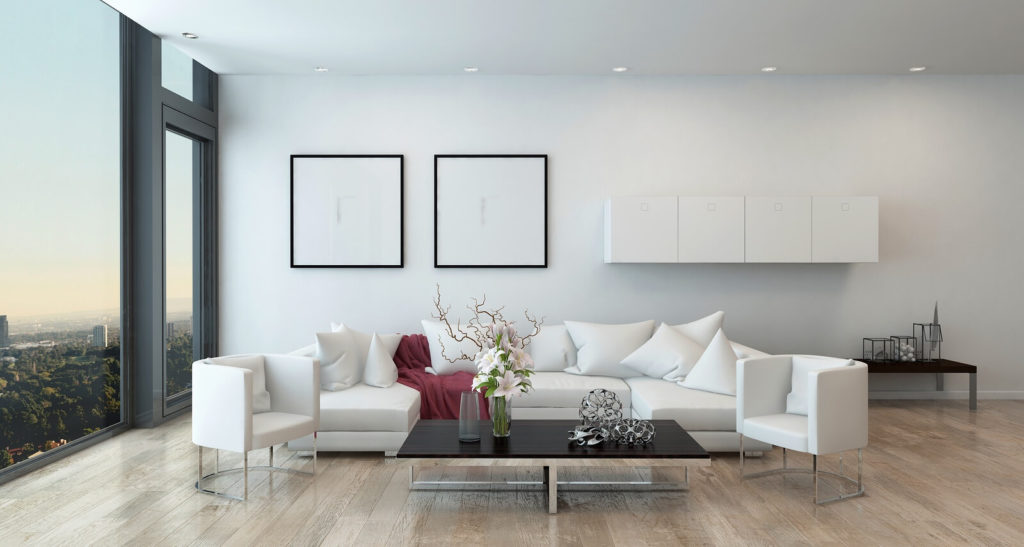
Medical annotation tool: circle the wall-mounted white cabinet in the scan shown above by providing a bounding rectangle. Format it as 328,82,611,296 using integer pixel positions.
744,197,812,263
604,196,678,263
812,196,879,262
605,195,878,264
678,197,745,262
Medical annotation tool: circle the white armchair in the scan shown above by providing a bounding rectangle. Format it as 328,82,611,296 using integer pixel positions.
192,354,320,500
737,355,867,504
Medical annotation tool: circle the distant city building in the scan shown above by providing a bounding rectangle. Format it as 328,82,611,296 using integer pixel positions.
0,315,8,347
166,322,176,339
92,325,108,347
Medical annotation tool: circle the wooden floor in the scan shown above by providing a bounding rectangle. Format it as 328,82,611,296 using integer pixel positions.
2,400,1023,546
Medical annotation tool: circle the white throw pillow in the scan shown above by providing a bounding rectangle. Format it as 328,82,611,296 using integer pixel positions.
564,320,655,378
786,356,853,415
731,341,769,360
363,333,399,388
680,329,738,396
331,323,402,365
527,324,578,372
207,355,272,413
421,320,481,375
671,311,725,348
315,330,362,391
621,323,706,380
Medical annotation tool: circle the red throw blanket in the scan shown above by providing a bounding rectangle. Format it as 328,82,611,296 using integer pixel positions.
394,334,490,420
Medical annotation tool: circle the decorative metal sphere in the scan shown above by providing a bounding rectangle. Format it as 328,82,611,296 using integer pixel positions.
579,389,623,428
611,419,657,446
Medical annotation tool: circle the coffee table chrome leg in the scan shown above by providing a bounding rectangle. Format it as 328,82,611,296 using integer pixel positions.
969,373,977,411
409,465,415,488
547,465,557,514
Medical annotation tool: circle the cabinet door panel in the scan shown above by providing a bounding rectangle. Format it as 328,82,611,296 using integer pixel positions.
604,197,678,263
744,197,812,262
678,197,744,262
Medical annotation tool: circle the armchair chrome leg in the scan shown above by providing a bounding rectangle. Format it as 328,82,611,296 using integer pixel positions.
198,446,203,486
313,432,318,474
243,452,248,501
215,449,219,474
812,455,818,504
269,445,273,468
739,435,745,478
743,447,865,504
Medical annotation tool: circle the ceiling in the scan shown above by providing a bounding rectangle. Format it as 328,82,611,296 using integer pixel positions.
104,0,1024,76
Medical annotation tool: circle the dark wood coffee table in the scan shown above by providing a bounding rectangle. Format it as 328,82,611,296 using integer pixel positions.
396,419,710,513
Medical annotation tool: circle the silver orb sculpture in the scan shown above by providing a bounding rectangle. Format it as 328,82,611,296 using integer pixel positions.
579,389,623,429
612,419,657,446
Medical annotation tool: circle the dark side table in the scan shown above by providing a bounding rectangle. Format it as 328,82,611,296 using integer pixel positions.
862,358,977,411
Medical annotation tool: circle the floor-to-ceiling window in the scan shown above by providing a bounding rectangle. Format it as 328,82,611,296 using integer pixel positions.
0,0,122,471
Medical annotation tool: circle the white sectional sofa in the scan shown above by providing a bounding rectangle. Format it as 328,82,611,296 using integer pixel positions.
286,314,774,455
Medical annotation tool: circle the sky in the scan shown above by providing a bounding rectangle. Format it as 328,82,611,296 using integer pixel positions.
0,0,193,320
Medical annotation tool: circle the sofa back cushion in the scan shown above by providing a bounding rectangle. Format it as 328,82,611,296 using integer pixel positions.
527,324,578,371
315,330,362,391
421,320,481,375
564,320,655,378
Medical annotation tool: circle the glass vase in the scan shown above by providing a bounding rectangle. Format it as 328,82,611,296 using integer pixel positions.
490,395,512,437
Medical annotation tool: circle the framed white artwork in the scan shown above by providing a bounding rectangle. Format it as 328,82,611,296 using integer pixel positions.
290,155,403,267
434,155,548,268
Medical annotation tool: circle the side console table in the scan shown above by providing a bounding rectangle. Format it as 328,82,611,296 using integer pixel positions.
862,358,977,411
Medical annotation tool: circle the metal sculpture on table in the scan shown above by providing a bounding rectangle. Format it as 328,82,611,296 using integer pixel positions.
568,389,656,447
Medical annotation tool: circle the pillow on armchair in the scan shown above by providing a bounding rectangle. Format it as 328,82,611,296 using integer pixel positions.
786,356,853,415
205,355,273,412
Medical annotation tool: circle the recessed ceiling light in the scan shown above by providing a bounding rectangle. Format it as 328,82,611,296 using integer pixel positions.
909,66,927,72
464,67,479,73
181,32,199,39
612,67,629,73
314,66,329,72
761,66,778,72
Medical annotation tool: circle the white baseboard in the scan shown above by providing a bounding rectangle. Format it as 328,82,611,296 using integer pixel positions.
869,390,1024,400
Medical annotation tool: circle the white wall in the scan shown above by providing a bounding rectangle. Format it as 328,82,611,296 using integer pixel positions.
219,75,1024,396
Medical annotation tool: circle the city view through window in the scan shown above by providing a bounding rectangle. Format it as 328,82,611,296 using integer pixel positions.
0,0,155,471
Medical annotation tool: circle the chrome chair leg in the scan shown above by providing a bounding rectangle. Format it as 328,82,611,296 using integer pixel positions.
812,455,818,504
243,452,248,501
782,447,787,469
215,449,219,474
313,432,318,474
198,446,203,485
269,445,274,468
739,435,744,477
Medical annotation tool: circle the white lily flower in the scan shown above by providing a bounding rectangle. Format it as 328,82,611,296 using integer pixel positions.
492,370,522,398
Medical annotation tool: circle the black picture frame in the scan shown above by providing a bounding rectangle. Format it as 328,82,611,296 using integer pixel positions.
434,154,548,268
290,154,404,268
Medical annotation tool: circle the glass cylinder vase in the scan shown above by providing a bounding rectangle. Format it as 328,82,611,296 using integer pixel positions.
490,395,512,437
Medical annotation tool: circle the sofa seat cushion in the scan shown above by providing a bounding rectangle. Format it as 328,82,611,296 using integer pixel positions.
517,372,631,410
626,377,737,431
252,412,316,448
319,383,421,433
742,413,809,452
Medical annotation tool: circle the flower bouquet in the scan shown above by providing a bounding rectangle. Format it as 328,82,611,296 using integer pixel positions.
471,323,535,437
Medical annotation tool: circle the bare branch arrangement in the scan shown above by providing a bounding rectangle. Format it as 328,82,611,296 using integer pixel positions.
431,283,544,364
